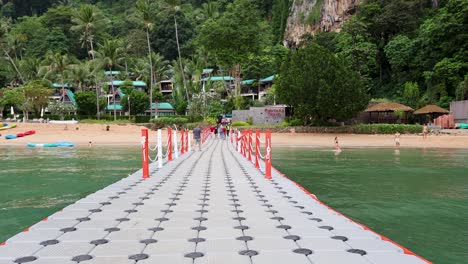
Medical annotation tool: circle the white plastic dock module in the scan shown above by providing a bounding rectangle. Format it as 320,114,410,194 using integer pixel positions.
0,139,430,264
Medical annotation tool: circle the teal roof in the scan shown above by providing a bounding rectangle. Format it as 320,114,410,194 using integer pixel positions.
52,83,72,88
66,89,76,104
260,75,276,83
201,76,233,82
203,68,213,74
151,102,174,110
106,104,122,110
106,81,147,87
241,79,255,85
104,71,121,75
117,88,126,97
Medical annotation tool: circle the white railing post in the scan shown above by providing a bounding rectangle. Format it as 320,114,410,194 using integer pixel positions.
173,130,179,159
157,129,163,168
188,130,192,152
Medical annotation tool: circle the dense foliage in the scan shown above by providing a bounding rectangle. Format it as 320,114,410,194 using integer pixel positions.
277,43,368,124
0,0,466,121
303,0,467,107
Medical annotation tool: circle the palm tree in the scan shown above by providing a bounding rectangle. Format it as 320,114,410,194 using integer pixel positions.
160,0,190,102
71,4,108,60
95,39,125,121
72,5,108,119
0,20,25,84
39,52,74,102
134,0,156,116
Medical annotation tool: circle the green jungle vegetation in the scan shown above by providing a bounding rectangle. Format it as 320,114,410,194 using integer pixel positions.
0,0,466,125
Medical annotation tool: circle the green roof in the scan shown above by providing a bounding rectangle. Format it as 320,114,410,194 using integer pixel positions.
66,89,76,104
107,81,147,87
106,104,122,110
151,102,174,109
201,76,233,82
260,75,276,83
104,71,121,75
241,79,255,85
117,88,126,97
52,83,73,88
203,68,213,74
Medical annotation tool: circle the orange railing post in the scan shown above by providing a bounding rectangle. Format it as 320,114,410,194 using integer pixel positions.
141,128,149,179
265,130,272,179
181,130,185,155
248,129,252,161
255,129,260,169
185,129,189,152
167,128,172,161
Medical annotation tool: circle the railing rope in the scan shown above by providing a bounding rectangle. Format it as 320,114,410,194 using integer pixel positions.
265,130,272,179
233,128,272,180
157,129,163,169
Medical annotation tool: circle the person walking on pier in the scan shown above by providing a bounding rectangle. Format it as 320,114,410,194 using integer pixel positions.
193,125,202,151
214,124,218,139
226,123,231,137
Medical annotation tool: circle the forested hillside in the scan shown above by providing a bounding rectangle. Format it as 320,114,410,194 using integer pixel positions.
0,0,466,117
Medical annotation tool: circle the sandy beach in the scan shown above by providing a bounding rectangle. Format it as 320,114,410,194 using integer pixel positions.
1,123,468,149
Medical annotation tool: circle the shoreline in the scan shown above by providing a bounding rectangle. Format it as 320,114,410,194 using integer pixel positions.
1,123,467,149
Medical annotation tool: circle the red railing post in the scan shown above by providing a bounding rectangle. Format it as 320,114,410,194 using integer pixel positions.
167,128,172,161
242,131,247,157
141,128,149,179
265,130,272,179
181,130,185,155
248,129,252,161
255,129,260,169
185,129,189,152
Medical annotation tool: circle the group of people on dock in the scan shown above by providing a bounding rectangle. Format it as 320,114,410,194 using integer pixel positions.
210,122,231,140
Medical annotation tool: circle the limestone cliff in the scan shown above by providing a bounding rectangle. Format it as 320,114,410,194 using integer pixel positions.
283,0,360,47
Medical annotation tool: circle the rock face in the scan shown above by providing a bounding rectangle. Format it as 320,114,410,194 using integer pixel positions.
283,0,360,47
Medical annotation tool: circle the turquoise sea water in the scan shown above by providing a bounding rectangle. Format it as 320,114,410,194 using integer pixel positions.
0,146,141,242
0,146,467,263
273,147,468,264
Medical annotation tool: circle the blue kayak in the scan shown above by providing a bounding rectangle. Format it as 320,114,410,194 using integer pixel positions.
27,142,74,147
5,135,17,140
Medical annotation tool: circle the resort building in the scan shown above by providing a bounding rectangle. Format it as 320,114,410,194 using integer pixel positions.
147,102,176,116
160,80,173,95
258,75,275,100
450,100,468,123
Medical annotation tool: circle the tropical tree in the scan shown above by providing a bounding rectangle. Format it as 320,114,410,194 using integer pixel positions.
95,39,125,121
22,81,53,119
277,44,369,124
39,52,74,102
159,0,190,102
134,0,156,114
0,20,25,84
71,4,108,60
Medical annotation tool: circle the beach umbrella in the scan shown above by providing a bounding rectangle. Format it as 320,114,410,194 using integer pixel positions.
10,106,14,115
41,107,44,118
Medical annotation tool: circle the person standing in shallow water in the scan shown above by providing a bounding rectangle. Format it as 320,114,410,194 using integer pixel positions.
334,137,341,151
394,132,401,148
422,124,428,140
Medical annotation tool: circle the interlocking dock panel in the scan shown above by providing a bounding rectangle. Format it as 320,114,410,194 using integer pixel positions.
0,139,429,264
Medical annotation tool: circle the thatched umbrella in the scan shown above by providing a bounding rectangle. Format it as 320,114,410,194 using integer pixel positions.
364,102,414,124
414,105,449,124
